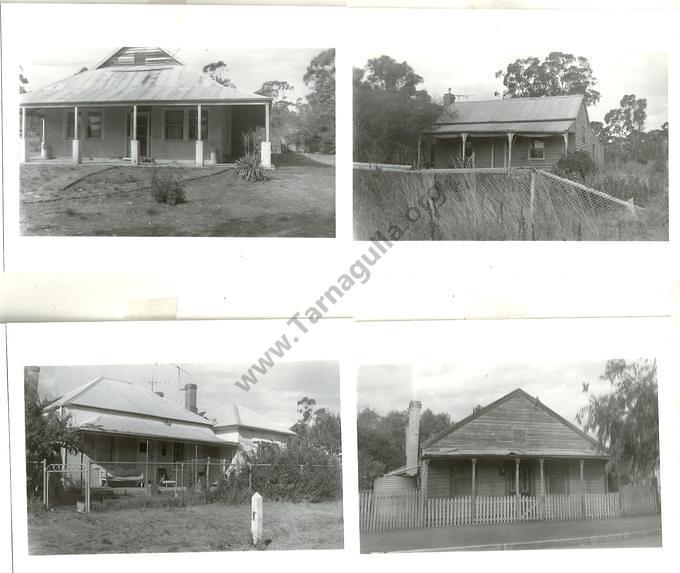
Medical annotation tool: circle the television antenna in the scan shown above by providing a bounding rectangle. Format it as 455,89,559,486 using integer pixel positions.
171,364,191,405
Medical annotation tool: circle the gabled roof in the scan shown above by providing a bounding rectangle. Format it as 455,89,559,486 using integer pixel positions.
96,47,183,69
422,388,607,459
208,404,296,437
425,95,584,136
49,377,213,426
20,46,270,107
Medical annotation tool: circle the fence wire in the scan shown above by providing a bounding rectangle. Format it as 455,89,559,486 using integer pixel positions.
354,167,644,241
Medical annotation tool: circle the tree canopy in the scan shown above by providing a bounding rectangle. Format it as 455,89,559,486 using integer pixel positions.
289,397,341,456
203,61,236,88
354,55,441,164
495,52,601,106
299,48,335,154
24,371,83,497
576,359,659,485
357,406,451,490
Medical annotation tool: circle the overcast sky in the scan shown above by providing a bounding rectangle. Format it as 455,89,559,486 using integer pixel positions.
354,49,667,130
357,358,641,431
36,361,340,429
21,48,324,101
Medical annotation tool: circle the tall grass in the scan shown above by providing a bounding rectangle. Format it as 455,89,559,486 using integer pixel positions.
354,167,652,241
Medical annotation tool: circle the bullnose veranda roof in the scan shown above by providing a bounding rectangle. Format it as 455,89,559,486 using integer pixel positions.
20,46,270,107
425,94,585,135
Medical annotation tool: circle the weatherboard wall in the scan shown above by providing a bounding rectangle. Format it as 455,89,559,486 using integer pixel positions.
425,457,607,498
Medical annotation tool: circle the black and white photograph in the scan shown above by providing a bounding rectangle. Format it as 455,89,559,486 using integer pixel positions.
21,362,342,554
353,12,669,241
352,318,671,554
4,7,335,238
5,320,347,565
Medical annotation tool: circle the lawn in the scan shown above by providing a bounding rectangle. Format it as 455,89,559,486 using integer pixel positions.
20,153,335,237
27,500,343,554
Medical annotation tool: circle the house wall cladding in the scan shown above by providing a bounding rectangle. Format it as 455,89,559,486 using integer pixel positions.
428,393,597,453
573,103,604,164
426,458,607,499
431,135,569,169
42,105,234,161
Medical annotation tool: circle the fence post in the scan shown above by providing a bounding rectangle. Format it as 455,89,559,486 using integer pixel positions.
248,463,253,492
42,459,48,509
251,492,263,545
515,459,520,522
85,459,91,513
529,169,536,235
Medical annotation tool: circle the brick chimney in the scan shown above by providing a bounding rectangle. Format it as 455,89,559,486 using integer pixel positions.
182,383,197,413
404,400,422,476
442,88,455,108
24,366,40,402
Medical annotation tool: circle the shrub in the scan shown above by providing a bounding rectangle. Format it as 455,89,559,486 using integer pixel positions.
150,169,187,205
234,153,269,183
554,150,598,180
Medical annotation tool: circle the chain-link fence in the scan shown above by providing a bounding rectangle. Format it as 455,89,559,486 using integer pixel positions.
354,166,647,241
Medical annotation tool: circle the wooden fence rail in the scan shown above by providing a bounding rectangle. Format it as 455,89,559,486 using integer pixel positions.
359,486,659,533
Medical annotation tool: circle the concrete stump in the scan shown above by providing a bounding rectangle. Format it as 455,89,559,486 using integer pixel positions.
251,492,263,545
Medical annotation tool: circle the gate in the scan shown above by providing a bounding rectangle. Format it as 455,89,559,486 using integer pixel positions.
42,459,100,513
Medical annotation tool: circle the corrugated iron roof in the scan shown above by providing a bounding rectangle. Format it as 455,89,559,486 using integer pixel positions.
20,65,269,107
51,377,213,426
424,120,575,135
67,408,232,445
208,404,296,436
436,95,584,124
428,95,584,135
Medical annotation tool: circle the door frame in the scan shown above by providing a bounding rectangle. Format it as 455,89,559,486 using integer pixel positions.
128,111,151,159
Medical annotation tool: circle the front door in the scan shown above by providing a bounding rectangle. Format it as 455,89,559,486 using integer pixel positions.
137,439,151,486
128,112,151,159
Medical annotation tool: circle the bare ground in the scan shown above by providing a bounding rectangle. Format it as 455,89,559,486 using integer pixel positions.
28,500,343,554
20,153,335,237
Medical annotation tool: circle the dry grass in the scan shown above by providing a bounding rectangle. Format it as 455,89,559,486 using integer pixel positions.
20,153,335,237
28,500,343,554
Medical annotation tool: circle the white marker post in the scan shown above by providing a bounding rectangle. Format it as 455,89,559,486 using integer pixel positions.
251,492,263,545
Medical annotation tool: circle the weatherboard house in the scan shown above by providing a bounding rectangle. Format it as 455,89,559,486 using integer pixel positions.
29,368,295,488
424,94,604,170
19,47,273,167
419,388,610,500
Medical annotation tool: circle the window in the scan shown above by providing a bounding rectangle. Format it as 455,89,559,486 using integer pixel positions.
189,109,208,140
139,442,147,454
529,139,545,160
164,109,184,139
161,442,167,456
173,442,184,463
66,111,75,139
513,429,527,446
87,111,102,139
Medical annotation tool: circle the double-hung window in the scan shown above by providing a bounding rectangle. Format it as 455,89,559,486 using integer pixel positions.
164,109,184,140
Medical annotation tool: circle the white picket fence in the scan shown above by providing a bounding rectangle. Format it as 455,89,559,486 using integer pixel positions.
359,486,658,532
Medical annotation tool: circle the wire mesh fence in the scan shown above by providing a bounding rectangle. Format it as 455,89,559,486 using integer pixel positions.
354,166,646,241
28,459,342,512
